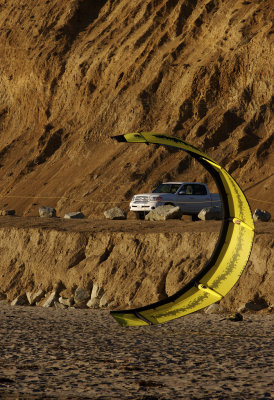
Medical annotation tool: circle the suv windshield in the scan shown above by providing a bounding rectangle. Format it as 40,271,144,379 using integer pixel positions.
152,183,181,194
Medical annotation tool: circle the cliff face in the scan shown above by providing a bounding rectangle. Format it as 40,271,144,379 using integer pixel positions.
0,218,273,311
0,0,273,217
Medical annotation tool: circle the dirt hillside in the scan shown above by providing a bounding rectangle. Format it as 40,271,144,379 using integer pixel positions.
0,0,273,217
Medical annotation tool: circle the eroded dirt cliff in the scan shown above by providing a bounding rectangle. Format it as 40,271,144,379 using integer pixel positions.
0,217,273,311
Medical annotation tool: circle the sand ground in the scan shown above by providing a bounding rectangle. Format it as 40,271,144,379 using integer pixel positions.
0,304,273,400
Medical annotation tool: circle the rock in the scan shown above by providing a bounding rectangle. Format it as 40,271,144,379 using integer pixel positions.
228,313,243,321
145,205,182,221
11,293,28,306
205,303,221,314
87,298,97,308
54,301,67,309
253,209,271,222
59,296,74,307
63,211,85,219
42,291,57,307
26,288,45,305
104,207,126,220
39,206,56,218
237,304,248,313
87,298,99,308
0,209,15,216
26,292,33,304
74,287,90,305
99,293,109,308
219,313,243,321
87,283,104,308
198,207,223,221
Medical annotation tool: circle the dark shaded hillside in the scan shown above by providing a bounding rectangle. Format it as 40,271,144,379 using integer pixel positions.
0,0,273,217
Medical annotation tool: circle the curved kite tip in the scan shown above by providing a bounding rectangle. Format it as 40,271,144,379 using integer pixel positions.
111,135,127,142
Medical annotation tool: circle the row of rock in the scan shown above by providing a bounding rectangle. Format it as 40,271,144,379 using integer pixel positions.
0,209,15,216
39,206,85,219
205,299,273,315
0,207,85,219
1,283,109,310
0,205,271,222
103,205,223,221
104,205,272,222
3,288,271,315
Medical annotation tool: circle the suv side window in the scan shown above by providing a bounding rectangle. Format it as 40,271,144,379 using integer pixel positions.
193,184,207,195
171,184,181,194
180,184,194,195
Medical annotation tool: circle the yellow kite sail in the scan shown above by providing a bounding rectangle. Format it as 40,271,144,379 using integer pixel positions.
111,133,254,326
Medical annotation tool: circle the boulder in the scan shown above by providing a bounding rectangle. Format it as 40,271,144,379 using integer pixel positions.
42,291,57,307
59,296,74,307
11,294,28,306
228,313,243,322
54,301,67,309
198,207,223,221
204,303,221,314
87,283,104,308
39,206,56,218
145,205,182,221
74,287,90,305
26,288,45,305
237,304,248,313
99,293,109,308
63,211,85,219
0,209,15,216
104,207,126,220
253,209,271,222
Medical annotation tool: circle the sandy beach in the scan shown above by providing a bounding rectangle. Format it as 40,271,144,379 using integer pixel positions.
0,304,273,399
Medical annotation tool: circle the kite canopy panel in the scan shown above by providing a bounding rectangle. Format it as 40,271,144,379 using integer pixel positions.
110,133,254,327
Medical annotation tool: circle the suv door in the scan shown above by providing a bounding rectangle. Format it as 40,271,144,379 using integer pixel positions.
192,184,211,212
176,184,195,213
